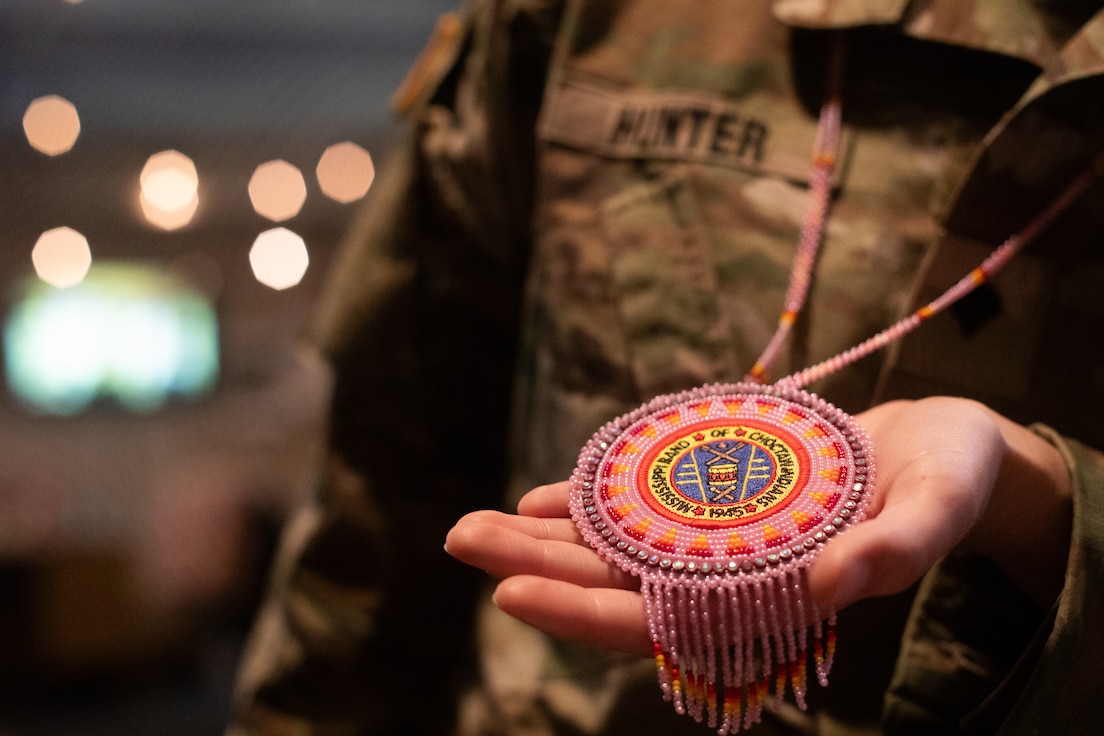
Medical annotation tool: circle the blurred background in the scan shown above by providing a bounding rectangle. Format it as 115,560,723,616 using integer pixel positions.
0,1,454,733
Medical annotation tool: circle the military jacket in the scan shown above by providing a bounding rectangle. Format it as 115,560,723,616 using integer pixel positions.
227,2,1104,735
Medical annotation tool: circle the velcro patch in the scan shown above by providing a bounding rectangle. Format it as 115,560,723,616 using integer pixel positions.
538,80,846,184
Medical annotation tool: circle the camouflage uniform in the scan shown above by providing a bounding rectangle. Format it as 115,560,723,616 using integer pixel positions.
227,1,1104,735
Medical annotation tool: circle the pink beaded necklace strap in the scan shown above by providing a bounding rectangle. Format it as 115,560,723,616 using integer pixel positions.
746,37,845,383
781,150,1104,389
749,28,1104,389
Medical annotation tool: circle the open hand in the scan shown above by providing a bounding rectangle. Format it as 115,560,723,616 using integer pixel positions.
444,397,1071,657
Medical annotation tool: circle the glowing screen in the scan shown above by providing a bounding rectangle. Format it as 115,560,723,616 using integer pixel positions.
3,263,219,414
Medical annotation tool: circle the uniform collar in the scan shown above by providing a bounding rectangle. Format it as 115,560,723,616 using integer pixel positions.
773,0,1097,70
1021,7,1104,102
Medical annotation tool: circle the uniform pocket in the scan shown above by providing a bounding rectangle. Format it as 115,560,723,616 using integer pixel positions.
601,169,743,397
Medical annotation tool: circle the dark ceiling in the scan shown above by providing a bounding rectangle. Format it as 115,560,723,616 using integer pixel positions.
1,1,452,137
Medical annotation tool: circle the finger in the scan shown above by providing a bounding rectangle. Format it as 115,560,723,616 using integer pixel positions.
446,510,636,590
452,509,582,544
493,575,651,657
516,481,571,517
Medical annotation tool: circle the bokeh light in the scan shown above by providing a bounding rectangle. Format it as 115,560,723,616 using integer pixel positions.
23,95,81,156
32,227,92,288
249,228,309,290
3,264,220,415
316,142,375,203
141,191,200,231
248,160,307,222
140,150,199,229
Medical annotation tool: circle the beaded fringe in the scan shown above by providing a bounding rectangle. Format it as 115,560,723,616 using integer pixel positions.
642,568,836,734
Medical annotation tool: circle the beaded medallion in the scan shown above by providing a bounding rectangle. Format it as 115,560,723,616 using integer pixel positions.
569,381,873,733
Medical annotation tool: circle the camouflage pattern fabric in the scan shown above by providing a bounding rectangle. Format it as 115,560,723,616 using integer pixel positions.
226,1,1104,735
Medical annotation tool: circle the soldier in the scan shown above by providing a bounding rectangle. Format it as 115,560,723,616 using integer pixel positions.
228,2,1104,735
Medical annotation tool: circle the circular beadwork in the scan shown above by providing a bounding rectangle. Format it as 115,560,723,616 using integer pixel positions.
569,382,874,582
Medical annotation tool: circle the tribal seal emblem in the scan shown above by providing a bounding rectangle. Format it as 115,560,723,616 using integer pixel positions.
641,422,807,527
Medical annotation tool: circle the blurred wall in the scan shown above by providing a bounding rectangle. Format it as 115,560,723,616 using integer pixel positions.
0,0,456,729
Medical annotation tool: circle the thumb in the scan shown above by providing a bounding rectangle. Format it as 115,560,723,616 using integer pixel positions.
805,511,921,612
806,478,982,611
